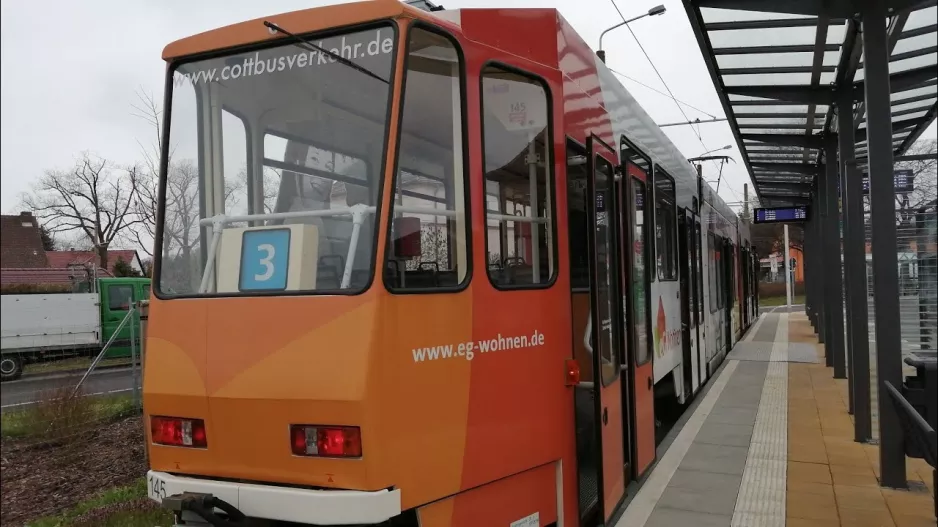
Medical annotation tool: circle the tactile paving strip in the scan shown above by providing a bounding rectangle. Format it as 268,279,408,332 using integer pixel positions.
732,313,788,527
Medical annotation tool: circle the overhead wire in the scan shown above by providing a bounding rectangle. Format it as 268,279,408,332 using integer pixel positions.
608,68,717,119
605,0,745,205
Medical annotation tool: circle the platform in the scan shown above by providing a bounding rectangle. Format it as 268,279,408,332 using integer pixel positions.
615,309,936,527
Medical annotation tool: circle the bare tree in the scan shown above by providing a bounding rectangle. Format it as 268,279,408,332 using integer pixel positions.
160,159,202,260
129,90,166,258
888,139,937,248
131,90,254,259
897,138,937,212
132,166,160,258
262,167,284,213
22,152,142,269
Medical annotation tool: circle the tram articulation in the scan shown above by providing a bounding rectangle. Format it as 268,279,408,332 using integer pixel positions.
144,1,758,525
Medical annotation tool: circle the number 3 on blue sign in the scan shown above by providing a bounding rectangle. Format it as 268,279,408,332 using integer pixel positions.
240,229,290,291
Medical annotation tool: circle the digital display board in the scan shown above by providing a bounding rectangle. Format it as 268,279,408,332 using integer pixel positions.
753,206,809,224
861,169,914,194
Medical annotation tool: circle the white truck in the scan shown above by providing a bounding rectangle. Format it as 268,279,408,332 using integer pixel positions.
1,277,150,381
0,293,101,381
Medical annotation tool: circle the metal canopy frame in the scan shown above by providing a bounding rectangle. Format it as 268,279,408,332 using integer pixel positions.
683,0,937,491
682,0,937,205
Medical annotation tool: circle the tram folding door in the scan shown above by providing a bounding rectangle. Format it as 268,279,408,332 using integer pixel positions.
585,135,627,521
722,239,734,348
678,209,700,397
624,161,655,479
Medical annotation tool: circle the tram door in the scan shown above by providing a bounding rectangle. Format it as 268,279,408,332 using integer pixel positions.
678,210,699,396
695,220,706,383
722,240,734,348
585,135,627,522
741,246,751,327
623,161,656,479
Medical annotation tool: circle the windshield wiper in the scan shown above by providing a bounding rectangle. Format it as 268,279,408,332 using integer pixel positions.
263,21,389,84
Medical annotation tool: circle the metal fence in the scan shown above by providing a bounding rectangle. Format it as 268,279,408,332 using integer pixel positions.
865,195,937,441
0,301,148,526
0,302,145,445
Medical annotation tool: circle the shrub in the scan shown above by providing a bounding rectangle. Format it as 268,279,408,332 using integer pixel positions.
2,386,96,443
0,283,74,295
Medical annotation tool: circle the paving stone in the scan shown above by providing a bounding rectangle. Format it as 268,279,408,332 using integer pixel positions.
681,443,750,475
695,421,754,447
706,406,759,426
657,483,741,516
645,506,732,527
668,468,742,492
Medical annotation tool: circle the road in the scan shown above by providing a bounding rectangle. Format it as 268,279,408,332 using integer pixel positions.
0,367,136,412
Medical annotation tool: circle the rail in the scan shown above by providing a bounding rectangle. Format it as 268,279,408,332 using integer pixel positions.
883,380,937,519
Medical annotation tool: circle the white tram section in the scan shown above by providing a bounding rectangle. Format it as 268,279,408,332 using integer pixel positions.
592,56,749,406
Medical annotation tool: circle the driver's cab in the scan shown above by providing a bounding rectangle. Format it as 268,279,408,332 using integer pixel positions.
158,18,468,298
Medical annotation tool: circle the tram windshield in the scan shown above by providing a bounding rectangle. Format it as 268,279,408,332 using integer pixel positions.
157,24,397,296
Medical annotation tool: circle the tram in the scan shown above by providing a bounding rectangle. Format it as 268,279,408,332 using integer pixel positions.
143,1,757,525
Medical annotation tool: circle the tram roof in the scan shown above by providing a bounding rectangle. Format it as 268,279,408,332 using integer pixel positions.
682,0,937,207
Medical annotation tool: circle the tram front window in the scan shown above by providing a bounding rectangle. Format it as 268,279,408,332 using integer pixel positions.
157,24,397,296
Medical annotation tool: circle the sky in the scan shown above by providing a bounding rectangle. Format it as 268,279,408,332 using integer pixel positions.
1,0,932,221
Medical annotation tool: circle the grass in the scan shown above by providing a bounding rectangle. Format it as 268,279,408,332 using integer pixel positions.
760,294,805,307
27,478,173,527
1,392,138,440
71,508,172,527
25,356,133,376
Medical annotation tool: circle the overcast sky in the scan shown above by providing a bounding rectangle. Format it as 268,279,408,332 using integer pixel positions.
1,0,932,221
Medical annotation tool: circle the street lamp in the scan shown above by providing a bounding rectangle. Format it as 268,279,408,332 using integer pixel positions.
597,5,666,63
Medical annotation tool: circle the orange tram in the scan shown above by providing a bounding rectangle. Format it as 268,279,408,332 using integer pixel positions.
144,0,758,525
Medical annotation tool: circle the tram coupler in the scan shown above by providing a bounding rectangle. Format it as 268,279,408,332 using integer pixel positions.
163,492,248,527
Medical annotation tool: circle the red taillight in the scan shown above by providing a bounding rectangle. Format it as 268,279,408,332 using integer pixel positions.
565,358,581,386
151,416,207,448
290,425,362,458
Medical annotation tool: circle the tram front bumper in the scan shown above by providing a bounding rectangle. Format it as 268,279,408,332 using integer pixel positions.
147,470,401,525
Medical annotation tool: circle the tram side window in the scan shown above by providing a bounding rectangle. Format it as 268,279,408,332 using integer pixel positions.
729,245,737,308
633,177,652,366
566,142,590,289
385,28,468,291
654,168,677,281
620,138,653,279
695,222,703,324
717,239,725,309
709,233,719,313
481,66,555,288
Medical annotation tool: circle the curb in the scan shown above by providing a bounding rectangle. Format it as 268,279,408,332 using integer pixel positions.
21,362,134,380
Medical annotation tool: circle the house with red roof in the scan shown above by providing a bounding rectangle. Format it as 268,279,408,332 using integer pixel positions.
0,212,48,269
45,249,143,275
1,211,142,287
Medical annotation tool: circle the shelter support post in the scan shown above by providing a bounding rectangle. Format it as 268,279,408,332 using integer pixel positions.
838,87,872,442
784,225,793,309
862,0,906,488
839,94,856,414
825,136,847,379
810,184,824,339
817,171,830,352
805,205,817,331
